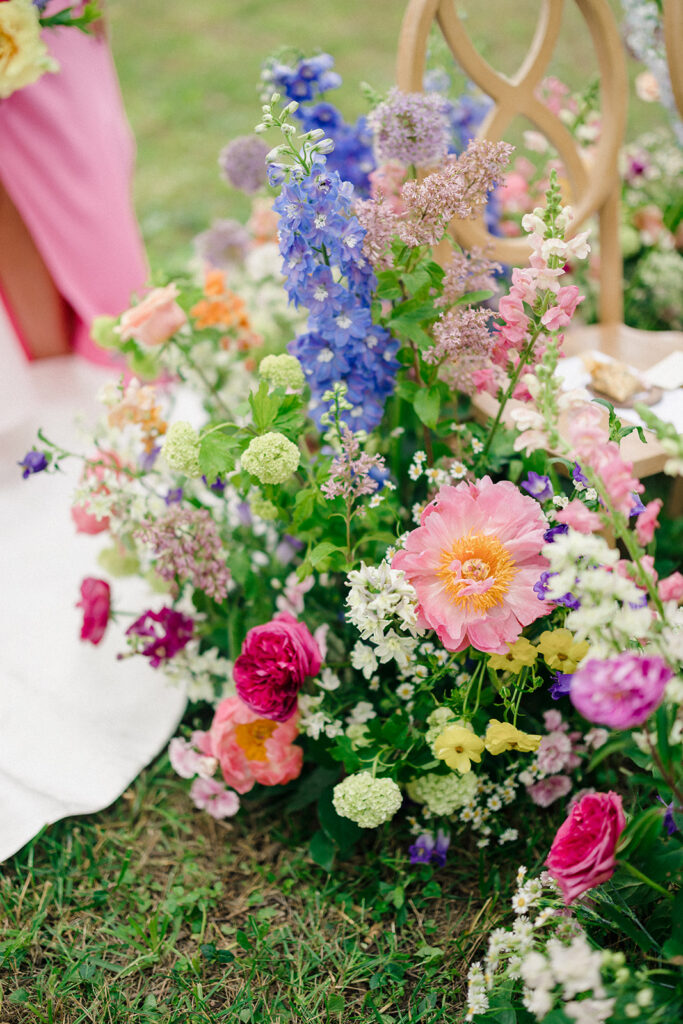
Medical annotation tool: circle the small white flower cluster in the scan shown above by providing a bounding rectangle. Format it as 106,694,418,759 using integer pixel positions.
297,693,343,741
161,645,235,704
346,562,423,673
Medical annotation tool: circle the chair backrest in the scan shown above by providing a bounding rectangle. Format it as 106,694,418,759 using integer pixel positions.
396,0,628,323
664,0,683,116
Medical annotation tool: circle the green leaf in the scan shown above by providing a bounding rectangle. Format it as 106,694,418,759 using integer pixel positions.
455,289,494,306
285,766,339,813
327,993,345,1013
235,930,251,951
318,790,361,853
587,734,631,770
310,541,344,569
198,431,237,484
414,386,441,429
309,829,336,871
618,806,666,858
292,488,317,528
249,380,281,433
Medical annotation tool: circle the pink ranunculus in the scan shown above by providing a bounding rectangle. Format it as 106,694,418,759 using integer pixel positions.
392,477,549,654
117,284,187,347
71,450,123,534
233,612,322,721
537,731,573,775
77,578,111,645
528,774,572,807
635,498,662,547
554,500,602,534
545,791,626,904
570,653,672,729
659,571,683,604
189,777,240,819
198,695,303,794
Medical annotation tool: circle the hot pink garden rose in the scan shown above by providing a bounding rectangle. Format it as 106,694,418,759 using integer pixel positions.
77,577,111,645
198,695,303,794
570,653,672,729
392,477,549,653
546,790,626,904
117,284,187,347
234,612,322,721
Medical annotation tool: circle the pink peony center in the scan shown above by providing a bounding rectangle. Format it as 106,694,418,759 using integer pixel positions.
438,533,518,613
234,719,278,761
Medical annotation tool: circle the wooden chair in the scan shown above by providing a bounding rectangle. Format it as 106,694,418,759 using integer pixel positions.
396,0,683,478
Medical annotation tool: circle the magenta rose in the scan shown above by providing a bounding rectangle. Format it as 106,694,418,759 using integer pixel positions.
233,612,322,721
77,577,111,645
545,791,626,904
570,653,672,729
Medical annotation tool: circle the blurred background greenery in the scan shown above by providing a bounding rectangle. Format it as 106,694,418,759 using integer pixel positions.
107,0,664,271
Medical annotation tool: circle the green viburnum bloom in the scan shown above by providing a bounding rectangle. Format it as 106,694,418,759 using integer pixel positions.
407,770,478,816
97,545,140,578
333,772,402,829
241,431,299,485
259,353,305,391
161,421,202,477
249,495,279,520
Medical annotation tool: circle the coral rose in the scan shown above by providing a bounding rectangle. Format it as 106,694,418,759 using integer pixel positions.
117,285,187,347
199,695,303,794
234,612,322,721
545,791,626,904
392,477,549,653
77,577,111,645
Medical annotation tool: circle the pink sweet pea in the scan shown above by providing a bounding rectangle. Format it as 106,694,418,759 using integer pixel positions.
169,736,217,780
635,498,662,547
117,284,187,347
189,777,240,819
77,578,111,645
234,612,322,721
546,791,626,904
554,500,602,534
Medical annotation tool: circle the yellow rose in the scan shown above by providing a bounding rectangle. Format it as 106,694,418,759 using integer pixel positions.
484,719,541,756
434,724,485,774
0,0,58,100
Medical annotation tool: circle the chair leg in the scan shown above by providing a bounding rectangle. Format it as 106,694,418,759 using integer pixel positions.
0,179,72,359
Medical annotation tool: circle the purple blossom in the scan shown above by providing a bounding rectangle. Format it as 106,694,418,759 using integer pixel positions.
368,88,451,166
658,797,678,836
629,493,647,517
572,463,589,487
321,427,386,508
543,523,569,543
408,829,450,868
139,446,161,472
219,136,269,194
550,672,573,700
135,506,231,602
194,219,250,269
522,472,553,502
18,451,48,478
165,487,184,505
125,607,194,668
570,653,673,729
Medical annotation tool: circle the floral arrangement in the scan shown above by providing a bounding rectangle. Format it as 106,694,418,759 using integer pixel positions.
0,0,101,100
21,51,682,1023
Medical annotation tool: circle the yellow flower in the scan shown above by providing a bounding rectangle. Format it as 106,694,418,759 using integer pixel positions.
536,629,589,673
484,720,541,755
0,0,58,100
434,724,485,774
488,637,538,673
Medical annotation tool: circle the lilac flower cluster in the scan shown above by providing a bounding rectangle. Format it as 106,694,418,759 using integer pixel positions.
194,219,250,270
368,88,451,166
219,136,269,194
125,607,194,668
321,427,386,507
424,307,494,393
274,167,398,430
135,506,231,602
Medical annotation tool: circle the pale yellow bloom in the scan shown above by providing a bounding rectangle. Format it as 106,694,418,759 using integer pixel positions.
434,724,485,774
488,637,538,673
536,628,589,673
0,0,58,100
484,719,541,756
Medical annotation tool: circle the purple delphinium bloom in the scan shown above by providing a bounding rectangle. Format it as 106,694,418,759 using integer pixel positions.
521,472,553,502
194,219,250,269
203,475,225,494
570,653,673,729
629,493,647,517
368,87,451,166
572,463,589,488
139,446,160,472
533,571,579,609
165,487,183,505
125,607,194,668
550,672,573,700
544,523,569,543
219,136,269,194
18,451,48,478
658,797,678,836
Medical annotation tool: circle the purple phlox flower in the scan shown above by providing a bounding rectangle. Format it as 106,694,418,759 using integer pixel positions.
321,427,386,505
629,493,647,517
125,607,194,668
194,219,250,269
18,450,48,479
135,505,231,602
139,446,161,472
521,472,553,502
165,487,184,505
549,672,573,700
544,523,569,543
658,796,678,836
219,135,269,194
408,829,450,868
572,463,589,487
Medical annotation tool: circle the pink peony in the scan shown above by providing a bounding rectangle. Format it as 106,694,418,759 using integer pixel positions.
528,774,572,807
635,498,662,547
189,777,240,819
392,477,549,654
537,731,573,775
77,577,111,645
570,653,672,729
71,450,123,534
234,612,322,721
117,284,187,347
554,500,602,534
546,791,626,904
198,695,303,794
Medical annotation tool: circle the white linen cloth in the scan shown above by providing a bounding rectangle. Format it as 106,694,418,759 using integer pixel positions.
0,307,186,862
